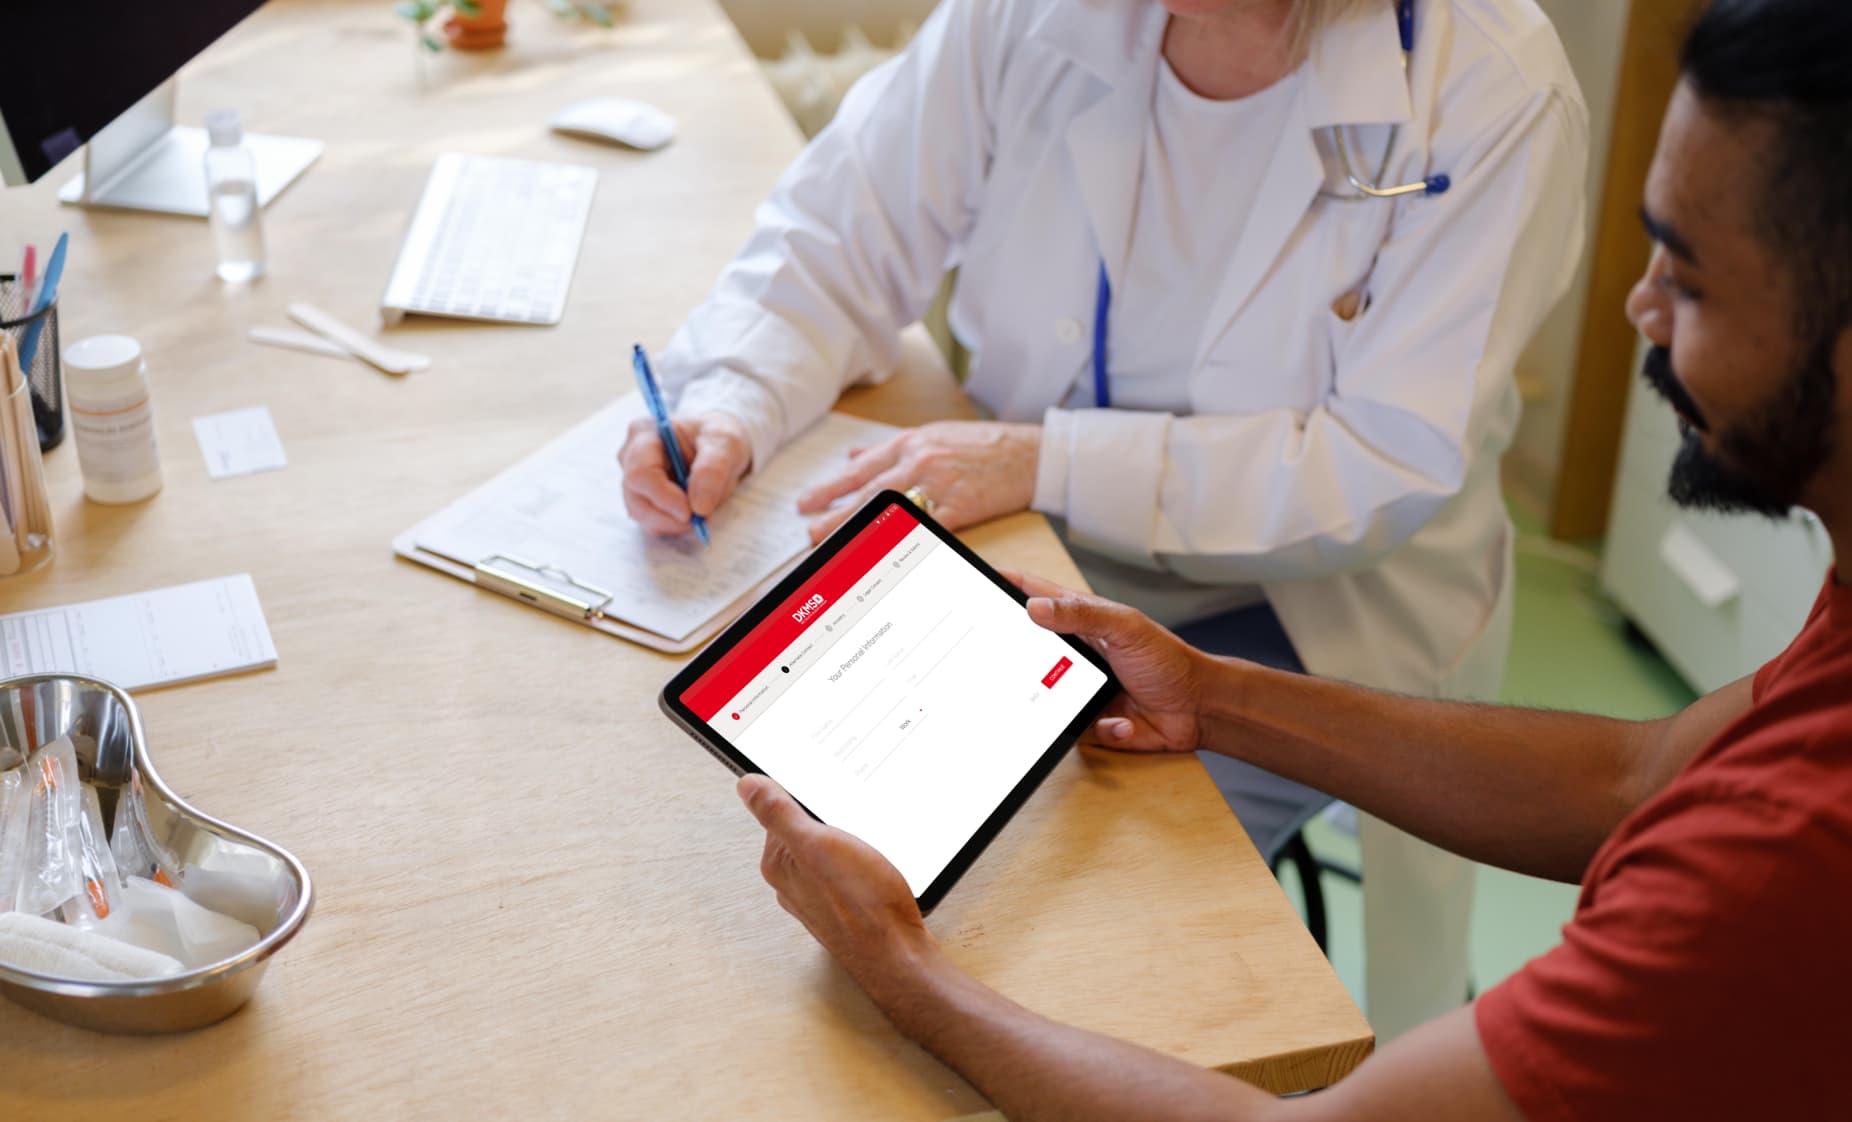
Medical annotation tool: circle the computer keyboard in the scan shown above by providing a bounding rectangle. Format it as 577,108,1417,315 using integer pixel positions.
381,153,598,326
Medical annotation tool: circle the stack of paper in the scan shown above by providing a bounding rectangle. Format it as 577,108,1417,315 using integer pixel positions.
0,575,279,691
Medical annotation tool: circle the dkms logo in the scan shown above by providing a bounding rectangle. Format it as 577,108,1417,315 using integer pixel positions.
792,593,826,624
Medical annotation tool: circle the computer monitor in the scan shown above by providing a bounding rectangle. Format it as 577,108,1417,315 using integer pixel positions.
0,0,321,216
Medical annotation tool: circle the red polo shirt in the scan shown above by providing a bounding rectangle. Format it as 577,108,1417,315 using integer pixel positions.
1476,575,1852,1120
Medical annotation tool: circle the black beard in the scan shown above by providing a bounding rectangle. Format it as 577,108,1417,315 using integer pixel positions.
1643,344,1711,432
1643,343,1837,519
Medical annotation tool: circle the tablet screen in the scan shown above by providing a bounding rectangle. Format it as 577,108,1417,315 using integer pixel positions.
676,501,1110,898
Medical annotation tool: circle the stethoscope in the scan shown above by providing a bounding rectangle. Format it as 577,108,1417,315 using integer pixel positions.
1091,0,1450,409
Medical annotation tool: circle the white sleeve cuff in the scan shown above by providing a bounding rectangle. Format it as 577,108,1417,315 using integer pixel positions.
672,370,786,476
1031,408,1075,518
1033,407,1171,561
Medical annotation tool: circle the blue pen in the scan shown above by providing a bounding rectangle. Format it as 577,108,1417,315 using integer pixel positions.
632,343,709,547
18,233,68,375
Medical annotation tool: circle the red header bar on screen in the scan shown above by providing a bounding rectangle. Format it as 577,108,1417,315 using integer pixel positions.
683,504,919,721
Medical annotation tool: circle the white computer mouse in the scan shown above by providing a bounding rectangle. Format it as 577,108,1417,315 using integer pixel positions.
549,97,678,151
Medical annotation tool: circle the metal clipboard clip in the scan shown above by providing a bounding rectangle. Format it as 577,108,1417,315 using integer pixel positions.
473,554,614,622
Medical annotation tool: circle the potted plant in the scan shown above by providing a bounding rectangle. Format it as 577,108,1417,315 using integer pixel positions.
395,0,618,53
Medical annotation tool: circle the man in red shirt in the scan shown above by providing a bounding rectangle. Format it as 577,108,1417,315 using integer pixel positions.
732,0,1852,1117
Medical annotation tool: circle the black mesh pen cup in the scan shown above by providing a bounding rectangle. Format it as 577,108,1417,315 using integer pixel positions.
0,274,65,452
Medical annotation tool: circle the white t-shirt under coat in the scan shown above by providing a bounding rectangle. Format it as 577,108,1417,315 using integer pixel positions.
1064,58,1300,412
1054,59,1299,624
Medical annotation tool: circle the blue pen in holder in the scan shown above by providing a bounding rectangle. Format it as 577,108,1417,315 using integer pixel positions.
0,274,65,452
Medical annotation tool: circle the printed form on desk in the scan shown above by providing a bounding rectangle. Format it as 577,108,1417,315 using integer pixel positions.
407,397,898,642
1,575,278,690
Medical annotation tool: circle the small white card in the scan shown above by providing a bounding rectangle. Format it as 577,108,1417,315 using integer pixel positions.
194,406,288,480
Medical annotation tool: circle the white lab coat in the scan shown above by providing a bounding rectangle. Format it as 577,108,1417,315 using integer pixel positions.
663,0,1588,1038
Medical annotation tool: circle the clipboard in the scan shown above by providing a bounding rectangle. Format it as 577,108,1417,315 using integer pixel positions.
391,399,899,654
391,535,800,654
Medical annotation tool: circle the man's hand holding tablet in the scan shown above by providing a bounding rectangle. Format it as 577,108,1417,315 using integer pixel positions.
1009,571,1209,755
729,570,1205,1008
736,773,935,989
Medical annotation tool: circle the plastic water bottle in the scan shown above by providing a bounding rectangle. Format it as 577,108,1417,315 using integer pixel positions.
203,111,266,283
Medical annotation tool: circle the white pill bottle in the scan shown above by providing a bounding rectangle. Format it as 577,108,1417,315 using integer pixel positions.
63,334,164,504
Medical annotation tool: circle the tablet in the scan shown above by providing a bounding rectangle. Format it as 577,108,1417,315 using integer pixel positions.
660,490,1117,912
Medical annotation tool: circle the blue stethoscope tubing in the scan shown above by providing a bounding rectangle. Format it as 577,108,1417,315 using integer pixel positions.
1091,0,1448,409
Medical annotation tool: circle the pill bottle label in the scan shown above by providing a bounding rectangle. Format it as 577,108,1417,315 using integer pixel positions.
70,397,163,488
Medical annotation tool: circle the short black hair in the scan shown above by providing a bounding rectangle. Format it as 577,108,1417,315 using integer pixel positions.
1683,0,1852,339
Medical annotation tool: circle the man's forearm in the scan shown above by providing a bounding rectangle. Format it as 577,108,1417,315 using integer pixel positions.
866,943,1285,1122
1199,661,1647,883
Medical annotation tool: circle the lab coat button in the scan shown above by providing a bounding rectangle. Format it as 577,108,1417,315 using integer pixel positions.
1055,318,1082,345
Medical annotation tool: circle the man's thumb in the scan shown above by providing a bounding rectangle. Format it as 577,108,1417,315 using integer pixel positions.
739,775,808,838
1027,593,1116,639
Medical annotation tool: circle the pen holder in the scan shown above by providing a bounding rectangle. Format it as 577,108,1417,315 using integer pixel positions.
0,274,66,453
0,337,55,576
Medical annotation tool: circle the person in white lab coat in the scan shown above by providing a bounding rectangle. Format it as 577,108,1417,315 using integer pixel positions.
621,0,1588,1038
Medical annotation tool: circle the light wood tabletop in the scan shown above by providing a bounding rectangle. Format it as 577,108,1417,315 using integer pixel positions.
0,1,1372,1116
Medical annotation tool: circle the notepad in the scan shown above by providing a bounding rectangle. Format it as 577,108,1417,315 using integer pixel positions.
0,575,279,691
396,397,899,649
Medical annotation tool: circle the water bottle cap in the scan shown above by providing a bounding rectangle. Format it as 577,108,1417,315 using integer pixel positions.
205,110,244,147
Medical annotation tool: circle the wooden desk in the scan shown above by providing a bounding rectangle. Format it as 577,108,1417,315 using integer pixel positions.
0,2,1371,1116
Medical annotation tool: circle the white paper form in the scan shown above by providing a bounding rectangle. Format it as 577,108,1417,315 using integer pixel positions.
410,397,899,641
0,575,279,691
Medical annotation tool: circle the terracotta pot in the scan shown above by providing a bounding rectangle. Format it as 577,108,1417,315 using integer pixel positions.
444,0,508,49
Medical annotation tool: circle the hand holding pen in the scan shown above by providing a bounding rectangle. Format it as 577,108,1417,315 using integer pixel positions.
622,344,755,546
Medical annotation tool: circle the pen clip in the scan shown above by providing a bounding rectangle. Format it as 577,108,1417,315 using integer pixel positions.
474,553,614,621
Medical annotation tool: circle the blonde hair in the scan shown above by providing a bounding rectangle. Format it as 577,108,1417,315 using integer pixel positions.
1286,0,1380,62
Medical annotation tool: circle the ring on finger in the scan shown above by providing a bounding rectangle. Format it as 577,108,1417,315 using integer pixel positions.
903,485,937,517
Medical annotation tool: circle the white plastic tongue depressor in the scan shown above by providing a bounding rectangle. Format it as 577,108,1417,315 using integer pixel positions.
287,302,431,375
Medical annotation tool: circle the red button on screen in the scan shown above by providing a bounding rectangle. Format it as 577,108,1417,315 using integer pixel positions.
1041,657,1072,688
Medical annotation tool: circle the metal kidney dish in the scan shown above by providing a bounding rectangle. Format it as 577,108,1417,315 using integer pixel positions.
0,674,312,1033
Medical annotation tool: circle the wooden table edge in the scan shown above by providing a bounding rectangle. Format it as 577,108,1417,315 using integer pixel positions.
932,1023,1376,1120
